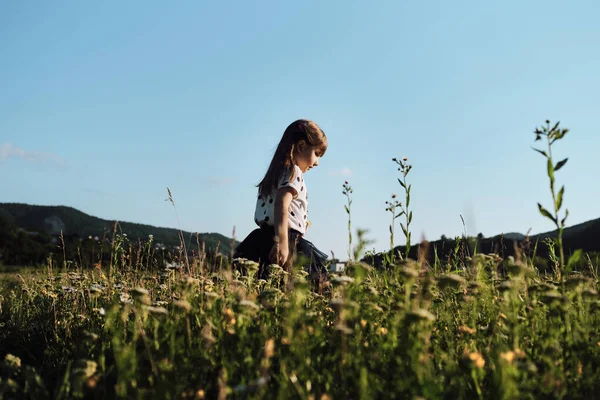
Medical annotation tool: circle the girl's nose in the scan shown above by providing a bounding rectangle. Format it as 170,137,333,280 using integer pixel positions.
314,159,319,166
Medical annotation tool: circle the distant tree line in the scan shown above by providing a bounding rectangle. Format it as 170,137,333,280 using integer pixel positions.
0,216,54,265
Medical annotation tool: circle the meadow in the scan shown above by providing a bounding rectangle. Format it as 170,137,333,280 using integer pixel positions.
1,121,599,399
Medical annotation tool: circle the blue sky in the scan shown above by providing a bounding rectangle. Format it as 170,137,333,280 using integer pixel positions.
1,1,599,260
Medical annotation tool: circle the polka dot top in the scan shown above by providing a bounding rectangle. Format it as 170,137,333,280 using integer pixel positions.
254,165,308,235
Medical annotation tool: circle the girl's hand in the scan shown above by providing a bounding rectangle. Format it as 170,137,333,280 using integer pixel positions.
269,241,289,266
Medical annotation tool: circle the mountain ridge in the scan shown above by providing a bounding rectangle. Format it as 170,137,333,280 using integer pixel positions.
0,202,234,254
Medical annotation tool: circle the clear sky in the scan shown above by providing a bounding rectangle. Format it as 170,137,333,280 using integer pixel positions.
1,1,599,260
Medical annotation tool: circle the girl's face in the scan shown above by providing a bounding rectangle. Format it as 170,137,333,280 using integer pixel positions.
295,142,322,173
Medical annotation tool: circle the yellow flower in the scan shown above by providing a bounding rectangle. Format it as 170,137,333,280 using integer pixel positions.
514,348,526,358
223,308,236,325
5,354,21,369
458,325,476,335
468,352,485,369
360,319,367,328
500,351,515,364
379,327,388,336
264,338,275,359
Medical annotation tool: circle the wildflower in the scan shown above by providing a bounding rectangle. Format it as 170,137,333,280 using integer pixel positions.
89,285,103,294
174,300,192,312
500,351,515,364
201,325,216,343
506,261,534,277
514,348,526,358
268,263,285,275
264,338,275,358
73,360,97,380
399,266,419,280
131,287,151,305
223,308,235,324
405,308,436,323
83,330,99,341
61,285,77,293
436,274,466,290
335,322,353,335
93,307,106,316
5,354,21,369
379,327,388,336
566,274,589,289
540,291,563,304
144,306,169,316
468,352,485,369
196,389,205,399
497,280,515,292
131,287,149,296
239,299,260,311
360,319,367,328
582,288,598,300
458,325,476,335
186,277,201,286
332,275,354,285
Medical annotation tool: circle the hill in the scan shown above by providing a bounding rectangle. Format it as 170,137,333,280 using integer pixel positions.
369,217,600,268
0,203,234,255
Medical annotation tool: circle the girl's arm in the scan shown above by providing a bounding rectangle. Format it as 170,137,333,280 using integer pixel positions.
270,187,295,265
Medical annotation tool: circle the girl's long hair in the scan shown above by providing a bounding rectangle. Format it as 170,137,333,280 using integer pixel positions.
257,119,327,197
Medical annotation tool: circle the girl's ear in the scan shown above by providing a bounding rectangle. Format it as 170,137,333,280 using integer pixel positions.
296,140,306,153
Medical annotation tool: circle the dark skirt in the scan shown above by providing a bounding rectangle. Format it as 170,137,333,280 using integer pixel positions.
233,225,328,278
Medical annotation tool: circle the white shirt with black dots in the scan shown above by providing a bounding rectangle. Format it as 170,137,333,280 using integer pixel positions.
254,165,308,235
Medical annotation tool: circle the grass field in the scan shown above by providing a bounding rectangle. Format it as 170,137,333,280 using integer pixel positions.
1,121,599,399
1,255,599,399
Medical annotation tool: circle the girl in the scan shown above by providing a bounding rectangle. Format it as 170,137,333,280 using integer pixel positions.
234,119,329,278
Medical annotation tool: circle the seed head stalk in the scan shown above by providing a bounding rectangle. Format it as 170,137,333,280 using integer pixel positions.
392,157,413,260
343,181,353,262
